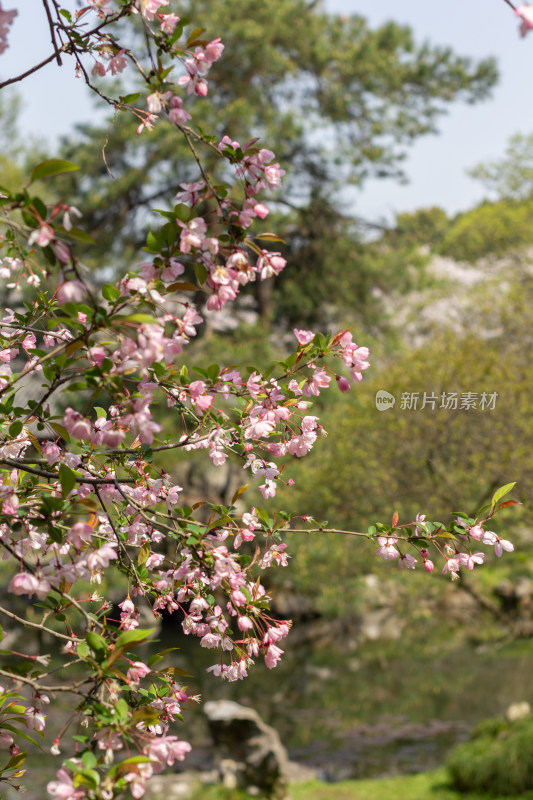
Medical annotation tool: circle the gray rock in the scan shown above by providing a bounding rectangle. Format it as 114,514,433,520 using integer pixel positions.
145,771,200,800
204,700,290,798
506,701,531,722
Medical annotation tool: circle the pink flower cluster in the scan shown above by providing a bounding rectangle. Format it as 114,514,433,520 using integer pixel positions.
516,5,533,36
0,3,16,54
178,37,224,97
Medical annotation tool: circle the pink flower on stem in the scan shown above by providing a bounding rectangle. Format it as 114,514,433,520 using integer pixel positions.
375,535,400,560
28,224,54,248
9,572,50,599
135,0,169,21
126,661,151,684
482,530,514,557
25,706,46,731
336,375,351,392
160,12,180,34
56,280,87,304
398,553,417,570
47,768,84,799
516,6,533,36
0,6,17,55
0,732,13,748
458,551,485,571
264,643,284,669
87,543,118,571
146,735,192,768
294,328,315,346
442,556,460,577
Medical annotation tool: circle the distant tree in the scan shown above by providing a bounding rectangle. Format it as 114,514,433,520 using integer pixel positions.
55,0,498,324
468,132,533,201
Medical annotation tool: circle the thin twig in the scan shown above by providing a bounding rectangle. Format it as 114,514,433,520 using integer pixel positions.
0,458,136,485
0,667,92,696
42,0,62,66
0,604,73,642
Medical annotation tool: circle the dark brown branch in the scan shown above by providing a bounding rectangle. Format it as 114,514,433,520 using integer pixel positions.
42,0,62,66
0,458,136,485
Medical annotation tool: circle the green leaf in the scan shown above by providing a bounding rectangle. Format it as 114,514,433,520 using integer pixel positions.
1,724,42,748
102,284,120,302
62,226,96,245
119,92,141,104
3,751,26,771
86,631,108,661
193,262,207,285
231,484,248,504
49,422,70,441
145,231,160,252
115,628,154,649
120,313,160,324
81,751,97,769
59,463,77,498
30,159,79,183
148,647,178,668
9,420,23,438
491,482,516,508
138,542,150,565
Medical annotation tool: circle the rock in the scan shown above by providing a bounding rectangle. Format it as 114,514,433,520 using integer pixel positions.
506,701,531,722
145,772,200,800
358,608,404,641
204,699,290,798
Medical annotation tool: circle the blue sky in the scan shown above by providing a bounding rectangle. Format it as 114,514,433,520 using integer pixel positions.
1,0,532,221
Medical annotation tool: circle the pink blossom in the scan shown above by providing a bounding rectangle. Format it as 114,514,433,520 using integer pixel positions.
264,643,284,669
0,6,17,55
87,0,111,13
303,369,331,397
63,408,92,441
47,768,84,799
9,572,50,599
127,661,151,684
398,553,417,570
482,530,514,557
56,280,87,304
516,5,533,35
160,12,180,33
136,113,158,135
179,217,207,253
376,535,400,560
62,206,82,231
0,731,13,748
87,543,118,571
442,556,460,576
146,735,192,768
107,48,128,75
336,375,350,392
203,38,224,64
294,328,315,346
168,95,191,125
458,551,485,570
135,0,169,21
264,162,285,190
25,706,46,731
92,60,106,77
28,224,54,248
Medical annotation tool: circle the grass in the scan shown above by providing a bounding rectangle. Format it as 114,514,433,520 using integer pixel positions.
185,770,533,800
